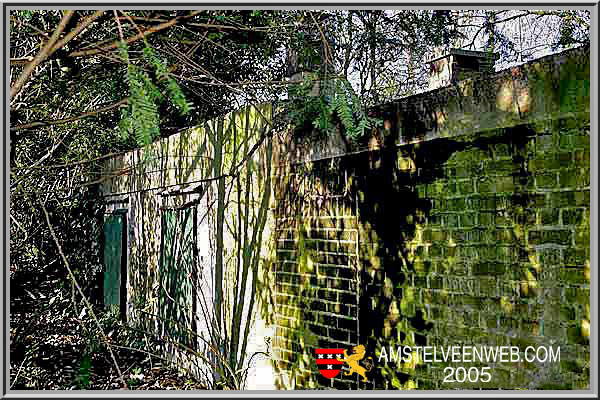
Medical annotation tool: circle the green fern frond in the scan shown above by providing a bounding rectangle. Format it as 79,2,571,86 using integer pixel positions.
117,41,191,147
143,46,190,115
289,73,381,142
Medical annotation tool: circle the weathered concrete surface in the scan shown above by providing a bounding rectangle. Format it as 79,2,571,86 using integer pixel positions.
101,105,276,389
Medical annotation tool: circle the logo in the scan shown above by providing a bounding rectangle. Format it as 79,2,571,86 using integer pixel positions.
337,345,373,382
314,348,344,378
315,345,374,382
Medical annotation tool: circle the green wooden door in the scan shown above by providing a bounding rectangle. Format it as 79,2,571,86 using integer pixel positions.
103,213,125,309
159,207,197,347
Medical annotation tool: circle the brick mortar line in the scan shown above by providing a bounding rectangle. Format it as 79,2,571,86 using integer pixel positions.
275,260,358,267
275,271,358,281
274,227,360,233
276,250,359,257
273,283,356,295
275,308,358,321
274,291,360,303
277,238,358,244
272,336,356,348
275,216,358,221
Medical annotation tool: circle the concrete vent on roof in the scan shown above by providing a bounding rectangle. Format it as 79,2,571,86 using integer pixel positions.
427,48,499,91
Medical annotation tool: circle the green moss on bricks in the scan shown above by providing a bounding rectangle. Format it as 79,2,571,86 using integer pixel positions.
496,228,517,244
538,208,559,225
561,359,587,374
446,147,488,165
496,176,515,193
472,262,506,275
558,134,579,150
478,245,495,261
478,212,494,226
271,59,589,390
459,212,477,228
458,180,475,195
574,190,590,206
486,159,517,175
559,268,588,285
559,115,590,131
535,172,557,189
562,208,585,226
576,168,590,188
414,260,432,276
549,191,576,208
538,248,562,265
574,149,590,164
575,228,590,247
567,325,589,345
431,230,446,242
477,177,495,194
564,287,590,306
529,155,566,172
527,229,573,246
454,165,471,178
558,169,578,188
429,244,443,258
564,247,587,266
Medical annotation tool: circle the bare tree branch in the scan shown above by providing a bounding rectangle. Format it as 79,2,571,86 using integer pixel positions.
49,11,106,56
68,11,201,57
10,10,75,100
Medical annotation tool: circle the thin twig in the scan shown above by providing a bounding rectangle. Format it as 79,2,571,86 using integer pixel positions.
113,10,125,42
11,98,128,132
49,11,106,56
11,149,130,170
309,12,332,67
10,357,27,388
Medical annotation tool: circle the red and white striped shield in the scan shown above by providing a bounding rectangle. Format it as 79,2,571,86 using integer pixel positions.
315,348,344,378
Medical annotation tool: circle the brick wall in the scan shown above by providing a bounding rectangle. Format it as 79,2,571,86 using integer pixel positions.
271,163,362,389
100,46,591,390
270,46,590,390
350,116,590,389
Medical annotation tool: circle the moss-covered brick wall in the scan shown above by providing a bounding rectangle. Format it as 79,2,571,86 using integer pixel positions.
270,163,361,389
271,46,590,390
351,116,590,390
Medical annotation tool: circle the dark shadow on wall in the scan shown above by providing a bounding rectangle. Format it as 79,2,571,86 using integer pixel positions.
338,120,536,389
270,156,364,389
344,135,447,388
